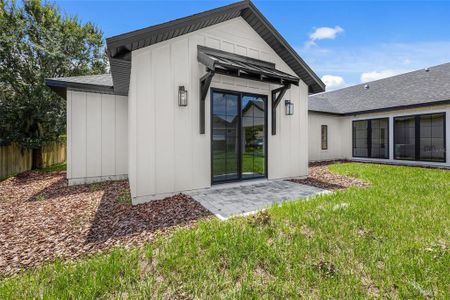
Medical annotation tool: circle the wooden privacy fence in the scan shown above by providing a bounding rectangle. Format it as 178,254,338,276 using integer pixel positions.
0,142,66,178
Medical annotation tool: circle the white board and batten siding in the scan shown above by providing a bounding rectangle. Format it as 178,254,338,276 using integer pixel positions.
129,17,310,204
67,90,128,185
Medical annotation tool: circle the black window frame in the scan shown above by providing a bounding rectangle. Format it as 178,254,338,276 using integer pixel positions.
321,125,328,150
394,112,446,163
210,88,269,184
352,117,390,159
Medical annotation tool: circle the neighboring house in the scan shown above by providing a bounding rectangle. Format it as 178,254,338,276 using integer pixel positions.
309,62,450,168
45,0,325,204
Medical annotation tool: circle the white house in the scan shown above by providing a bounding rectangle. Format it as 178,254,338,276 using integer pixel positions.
308,63,450,168
46,0,325,204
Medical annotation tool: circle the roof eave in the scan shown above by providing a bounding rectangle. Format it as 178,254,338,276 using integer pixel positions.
45,79,117,99
245,1,325,93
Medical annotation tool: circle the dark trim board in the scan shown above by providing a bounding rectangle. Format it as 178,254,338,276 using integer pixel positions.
309,100,450,116
45,79,117,99
308,110,343,116
210,88,269,185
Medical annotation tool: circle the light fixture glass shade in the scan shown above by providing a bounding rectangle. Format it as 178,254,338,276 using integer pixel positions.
178,86,188,106
285,100,294,115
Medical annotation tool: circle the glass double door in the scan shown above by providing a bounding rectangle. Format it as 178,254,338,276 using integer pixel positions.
211,90,267,183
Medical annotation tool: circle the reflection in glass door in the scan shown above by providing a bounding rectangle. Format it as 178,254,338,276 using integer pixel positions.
212,92,239,182
241,95,266,179
211,90,266,183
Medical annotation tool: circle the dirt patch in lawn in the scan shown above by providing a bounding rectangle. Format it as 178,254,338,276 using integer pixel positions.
0,171,211,276
290,160,368,190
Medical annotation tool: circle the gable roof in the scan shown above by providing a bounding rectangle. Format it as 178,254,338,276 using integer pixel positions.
106,0,324,95
309,62,450,115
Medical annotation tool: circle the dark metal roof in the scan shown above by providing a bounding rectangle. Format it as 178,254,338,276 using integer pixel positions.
309,62,450,115
106,0,324,95
197,46,299,86
45,74,114,99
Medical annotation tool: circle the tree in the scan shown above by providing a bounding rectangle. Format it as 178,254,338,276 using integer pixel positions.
0,0,107,168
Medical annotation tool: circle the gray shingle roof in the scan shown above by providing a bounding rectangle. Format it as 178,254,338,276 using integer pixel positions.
309,62,450,115
46,74,113,87
45,74,114,97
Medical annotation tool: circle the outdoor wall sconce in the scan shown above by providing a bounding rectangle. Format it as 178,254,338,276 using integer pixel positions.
178,86,188,106
285,100,294,115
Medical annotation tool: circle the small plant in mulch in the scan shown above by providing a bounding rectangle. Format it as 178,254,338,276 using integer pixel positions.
116,189,132,205
35,194,46,201
248,210,271,227
88,182,104,192
315,260,337,278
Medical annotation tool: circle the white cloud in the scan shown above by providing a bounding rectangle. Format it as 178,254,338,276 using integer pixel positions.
298,41,450,85
321,75,346,91
306,26,344,47
360,70,402,83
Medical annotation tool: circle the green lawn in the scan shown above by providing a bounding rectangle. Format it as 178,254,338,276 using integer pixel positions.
213,151,265,177
1,163,449,299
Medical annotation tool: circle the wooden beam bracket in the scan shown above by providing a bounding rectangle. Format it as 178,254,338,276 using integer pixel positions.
199,69,215,134
271,84,291,135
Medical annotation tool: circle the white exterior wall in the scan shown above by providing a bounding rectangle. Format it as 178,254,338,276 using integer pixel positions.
67,90,128,185
308,112,347,161
129,17,310,204
308,104,450,168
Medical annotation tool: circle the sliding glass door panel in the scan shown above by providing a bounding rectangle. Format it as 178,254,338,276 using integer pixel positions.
211,91,267,183
241,95,266,179
212,92,239,182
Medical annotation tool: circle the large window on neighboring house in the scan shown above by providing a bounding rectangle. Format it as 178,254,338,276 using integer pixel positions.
394,112,446,162
352,118,389,159
321,125,328,150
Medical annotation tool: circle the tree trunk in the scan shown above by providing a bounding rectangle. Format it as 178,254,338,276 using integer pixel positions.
31,147,43,170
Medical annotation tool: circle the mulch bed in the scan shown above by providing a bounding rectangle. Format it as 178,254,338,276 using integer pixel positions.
290,160,368,190
0,161,366,276
0,171,211,276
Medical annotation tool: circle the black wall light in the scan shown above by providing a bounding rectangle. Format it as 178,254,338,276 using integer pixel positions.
285,100,294,115
178,86,188,106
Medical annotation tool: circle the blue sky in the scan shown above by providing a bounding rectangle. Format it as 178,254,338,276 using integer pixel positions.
55,0,450,90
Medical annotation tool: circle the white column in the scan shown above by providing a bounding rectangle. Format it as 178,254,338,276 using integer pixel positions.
389,116,394,161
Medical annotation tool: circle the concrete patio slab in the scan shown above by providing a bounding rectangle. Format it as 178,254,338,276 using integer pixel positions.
186,180,328,220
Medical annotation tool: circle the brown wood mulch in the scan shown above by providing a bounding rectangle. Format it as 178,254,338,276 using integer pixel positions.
0,161,366,276
0,171,211,276
290,160,368,190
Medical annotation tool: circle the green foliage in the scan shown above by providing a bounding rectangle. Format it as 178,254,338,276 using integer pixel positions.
0,164,449,298
0,0,107,149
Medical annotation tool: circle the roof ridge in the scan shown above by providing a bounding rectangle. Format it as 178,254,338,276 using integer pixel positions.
312,61,450,97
